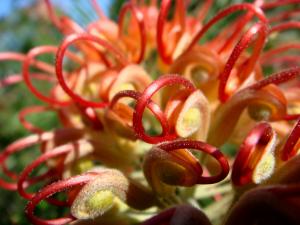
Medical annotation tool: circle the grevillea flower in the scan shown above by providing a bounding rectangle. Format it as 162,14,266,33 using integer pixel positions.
0,0,300,224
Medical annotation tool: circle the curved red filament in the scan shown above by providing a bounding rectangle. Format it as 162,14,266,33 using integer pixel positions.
91,0,107,19
269,9,300,23
261,43,300,65
0,74,23,87
17,142,77,200
110,90,170,137
0,132,54,190
197,0,213,21
281,118,300,161
157,0,186,64
133,74,195,144
217,0,264,54
0,52,57,75
55,33,128,108
75,104,103,130
231,122,273,186
118,2,146,63
218,23,268,102
157,139,230,184
22,46,76,106
44,0,84,34
248,67,300,90
25,173,98,225
44,0,61,29
270,21,300,33
19,106,51,133
262,0,300,10
183,3,267,55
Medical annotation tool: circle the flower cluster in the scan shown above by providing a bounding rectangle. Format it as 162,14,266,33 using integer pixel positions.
0,0,300,225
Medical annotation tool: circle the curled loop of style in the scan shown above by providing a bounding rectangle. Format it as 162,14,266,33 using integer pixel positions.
231,122,277,186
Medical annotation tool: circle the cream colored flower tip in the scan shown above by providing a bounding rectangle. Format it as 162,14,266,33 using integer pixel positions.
176,90,210,140
71,168,129,219
252,130,277,184
108,64,152,102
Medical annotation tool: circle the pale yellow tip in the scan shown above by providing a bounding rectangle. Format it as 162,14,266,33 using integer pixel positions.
86,190,115,214
252,153,275,184
177,107,201,138
252,131,277,184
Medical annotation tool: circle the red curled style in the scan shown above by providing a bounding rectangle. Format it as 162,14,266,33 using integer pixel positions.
91,0,107,20
44,0,84,34
218,0,263,54
17,142,77,200
118,2,146,63
268,9,300,23
75,104,103,130
0,52,54,72
218,23,268,102
157,0,186,64
22,46,82,106
231,123,275,186
0,52,60,92
248,67,300,90
44,0,61,30
110,90,170,138
262,0,300,10
133,75,196,144
282,114,300,121
19,106,51,133
0,132,54,190
270,21,300,33
260,43,300,67
182,3,267,55
197,0,213,21
281,118,300,161
55,33,128,108
263,56,300,69
25,173,98,225
0,52,58,88
217,0,265,54
261,22,300,67
0,74,23,87
158,140,230,184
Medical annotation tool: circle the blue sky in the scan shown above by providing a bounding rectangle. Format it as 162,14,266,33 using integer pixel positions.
0,0,113,24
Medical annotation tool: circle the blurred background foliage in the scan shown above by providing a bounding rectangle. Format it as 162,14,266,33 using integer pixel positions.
0,0,291,224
